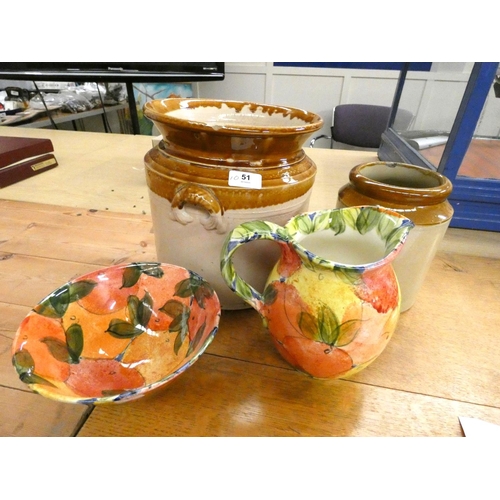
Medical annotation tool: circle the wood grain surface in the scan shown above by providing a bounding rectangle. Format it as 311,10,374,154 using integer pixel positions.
1,127,499,437
1,199,499,436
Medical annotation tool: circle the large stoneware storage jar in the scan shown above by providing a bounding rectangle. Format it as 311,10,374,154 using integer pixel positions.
143,98,323,309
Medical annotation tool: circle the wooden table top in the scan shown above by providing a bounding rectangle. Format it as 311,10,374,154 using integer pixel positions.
1,126,500,437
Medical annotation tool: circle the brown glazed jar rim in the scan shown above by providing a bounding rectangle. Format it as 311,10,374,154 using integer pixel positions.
143,98,323,136
350,161,453,205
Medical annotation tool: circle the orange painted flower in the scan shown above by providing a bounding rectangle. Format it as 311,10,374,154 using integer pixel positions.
275,335,353,379
66,358,145,397
354,265,399,314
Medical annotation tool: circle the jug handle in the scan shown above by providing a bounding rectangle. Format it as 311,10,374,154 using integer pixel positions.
220,221,289,313
170,183,228,234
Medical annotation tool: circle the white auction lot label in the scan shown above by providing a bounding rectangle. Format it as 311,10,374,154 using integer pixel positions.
228,170,262,189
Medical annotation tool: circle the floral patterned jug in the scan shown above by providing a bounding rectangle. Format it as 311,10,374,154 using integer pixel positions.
220,206,414,379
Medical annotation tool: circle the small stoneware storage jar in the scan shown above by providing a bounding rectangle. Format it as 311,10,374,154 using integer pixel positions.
143,98,323,310
337,161,453,311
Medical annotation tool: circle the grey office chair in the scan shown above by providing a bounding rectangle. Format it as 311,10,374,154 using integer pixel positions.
309,104,413,149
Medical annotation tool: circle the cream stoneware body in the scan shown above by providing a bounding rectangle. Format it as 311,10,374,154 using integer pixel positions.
143,98,323,310
220,206,414,379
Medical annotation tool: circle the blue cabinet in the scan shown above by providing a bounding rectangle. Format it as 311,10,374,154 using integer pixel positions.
379,63,500,231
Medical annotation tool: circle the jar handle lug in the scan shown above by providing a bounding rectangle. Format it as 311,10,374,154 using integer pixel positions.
170,183,228,234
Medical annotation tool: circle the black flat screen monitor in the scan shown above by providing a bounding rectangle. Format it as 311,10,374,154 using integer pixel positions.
0,62,225,83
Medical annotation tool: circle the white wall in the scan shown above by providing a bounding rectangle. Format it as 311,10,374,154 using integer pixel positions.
194,62,500,145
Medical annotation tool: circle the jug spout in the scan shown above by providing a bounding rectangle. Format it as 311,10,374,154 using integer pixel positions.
220,206,414,379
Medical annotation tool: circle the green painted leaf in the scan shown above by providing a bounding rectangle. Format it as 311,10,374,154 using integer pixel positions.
377,215,397,240
194,283,214,308
137,292,153,327
318,306,340,346
334,268,363,285
174,278,194,298
65,324,84,363
228,226,252,241
126,293,153,328
301,257,317,272
174,273,215,308
106,319,144,339
262,284,278,305
336,318,362,347
317,258,334,268
13,349,57,386
356,209,381,235
33,299,62,319
385,226,407,251
220,261,235,287
165,300,190,336
34,281,97,318
122,263,164,289
228,221,273,242
121,264,142,288
298,311,319,341
19,372,56,387
127,295,140,325
174,328,187,356
160,299,188,319
329,211,346,235
139,263,164,278
68,280,97,301
296,215,313,234
49,285,70,317
168,313,186,332
312,211,331,232
187,320,206,356
275,225,289,239
12,350,35,376
234,276,254,302
343,208,359,230
40,336,70,363
239,220,274,233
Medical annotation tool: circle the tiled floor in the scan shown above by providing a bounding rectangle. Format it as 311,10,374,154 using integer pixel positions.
420,138,500,180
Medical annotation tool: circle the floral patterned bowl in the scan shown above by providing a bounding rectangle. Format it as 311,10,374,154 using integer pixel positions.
11,262,221,404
